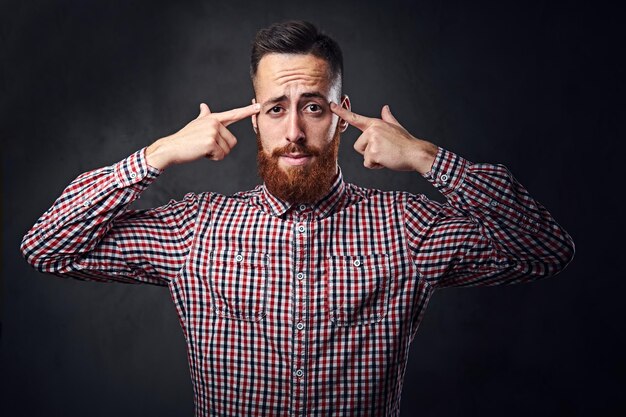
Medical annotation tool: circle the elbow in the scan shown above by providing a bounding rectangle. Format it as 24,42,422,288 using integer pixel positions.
558,232,576,272
20,233,66,273
20,234,39,268
20,236,48,272
518,231,575,282
541,231,576,279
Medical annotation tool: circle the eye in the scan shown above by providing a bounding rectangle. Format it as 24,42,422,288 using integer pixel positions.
305,103,322,113
268,106,283,114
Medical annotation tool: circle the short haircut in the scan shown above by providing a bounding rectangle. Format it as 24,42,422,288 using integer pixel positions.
250,20,343,90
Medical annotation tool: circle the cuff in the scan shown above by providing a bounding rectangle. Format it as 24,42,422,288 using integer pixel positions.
421,146,471,196
114,147,162,191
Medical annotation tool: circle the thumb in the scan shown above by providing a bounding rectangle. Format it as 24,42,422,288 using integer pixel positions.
381,105,401,126
197,103,211,119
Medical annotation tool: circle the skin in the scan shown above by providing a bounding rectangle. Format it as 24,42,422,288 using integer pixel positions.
251,53,348,171
145,102,260,170
330,102,439,173
145,52,438,176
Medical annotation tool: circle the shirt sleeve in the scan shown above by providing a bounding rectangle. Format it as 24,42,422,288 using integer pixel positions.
20,148,199,286
404,146,575,288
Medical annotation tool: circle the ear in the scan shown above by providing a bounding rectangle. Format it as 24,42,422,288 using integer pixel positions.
339,94,351,133
251,98,258,133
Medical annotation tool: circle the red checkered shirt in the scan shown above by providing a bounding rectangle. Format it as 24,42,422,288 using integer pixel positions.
21,146,575,417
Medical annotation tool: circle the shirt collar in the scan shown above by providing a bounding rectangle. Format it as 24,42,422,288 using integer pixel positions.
261,167,346,219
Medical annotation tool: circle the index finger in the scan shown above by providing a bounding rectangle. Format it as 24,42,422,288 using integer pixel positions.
330,102,375,131
214,103,261,127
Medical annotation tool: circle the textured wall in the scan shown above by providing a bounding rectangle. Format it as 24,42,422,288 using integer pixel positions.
2,0,623,416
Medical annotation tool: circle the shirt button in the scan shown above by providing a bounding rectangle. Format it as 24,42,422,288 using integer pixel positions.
130,172,137,179
440,174,448,182
82,200,91,207
297,225,306,233
295,369,304,378
235,254,243,262
298,204,307,211
296,272,305,280
353,259,361,267
296,322,305,330
490,200,498,207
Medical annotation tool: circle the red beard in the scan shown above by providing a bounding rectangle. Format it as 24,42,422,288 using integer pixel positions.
257,129,340,204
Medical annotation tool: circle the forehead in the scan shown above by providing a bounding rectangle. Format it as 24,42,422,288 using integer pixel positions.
254,53,334,99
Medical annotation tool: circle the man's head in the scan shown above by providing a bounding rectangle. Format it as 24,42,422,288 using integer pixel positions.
250,20,344,96
249,20,351,204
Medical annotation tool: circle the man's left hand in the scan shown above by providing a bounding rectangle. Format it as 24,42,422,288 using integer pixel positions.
330,102,438,175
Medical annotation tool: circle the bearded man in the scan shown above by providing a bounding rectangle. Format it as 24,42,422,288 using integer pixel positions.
21,20,575,417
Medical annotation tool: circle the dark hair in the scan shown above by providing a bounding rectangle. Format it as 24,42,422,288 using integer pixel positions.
250,20,343,89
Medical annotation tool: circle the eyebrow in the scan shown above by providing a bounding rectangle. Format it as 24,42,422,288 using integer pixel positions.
262,92,327,106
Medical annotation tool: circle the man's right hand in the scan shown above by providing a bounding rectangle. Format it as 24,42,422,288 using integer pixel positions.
146,102,261,170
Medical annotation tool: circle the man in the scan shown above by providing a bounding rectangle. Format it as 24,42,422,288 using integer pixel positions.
21,20,575,417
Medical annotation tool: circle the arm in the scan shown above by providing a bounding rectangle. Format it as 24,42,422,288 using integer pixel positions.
330,102,575,288
405,146,575,287
20,148,197,285
20,102,261,284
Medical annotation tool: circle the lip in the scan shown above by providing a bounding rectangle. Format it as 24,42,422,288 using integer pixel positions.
280,154,312,166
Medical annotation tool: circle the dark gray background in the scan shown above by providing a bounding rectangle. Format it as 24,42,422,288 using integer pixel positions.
2,0,624,416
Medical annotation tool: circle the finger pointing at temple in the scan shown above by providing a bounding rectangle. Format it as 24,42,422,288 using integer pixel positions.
329,102,375,131
145,102,261,170
328,101,439,174
214,103,261,127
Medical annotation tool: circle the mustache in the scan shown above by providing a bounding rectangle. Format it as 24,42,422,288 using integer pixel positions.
271,143,321,158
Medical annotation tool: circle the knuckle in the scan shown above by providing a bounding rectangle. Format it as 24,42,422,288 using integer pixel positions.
207,117,220,129
206,127,217,138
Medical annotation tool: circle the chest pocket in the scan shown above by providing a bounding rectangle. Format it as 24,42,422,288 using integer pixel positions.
208,250,268,322
327,253,391,326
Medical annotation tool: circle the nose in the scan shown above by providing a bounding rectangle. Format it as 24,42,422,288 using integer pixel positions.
285,111,305,143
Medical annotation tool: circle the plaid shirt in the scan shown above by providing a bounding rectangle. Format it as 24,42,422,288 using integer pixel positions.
21,146,574,417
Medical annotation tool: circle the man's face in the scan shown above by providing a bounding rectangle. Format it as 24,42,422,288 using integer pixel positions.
252,53,349,203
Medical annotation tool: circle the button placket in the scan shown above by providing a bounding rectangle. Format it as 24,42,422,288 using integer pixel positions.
292,220,309,412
